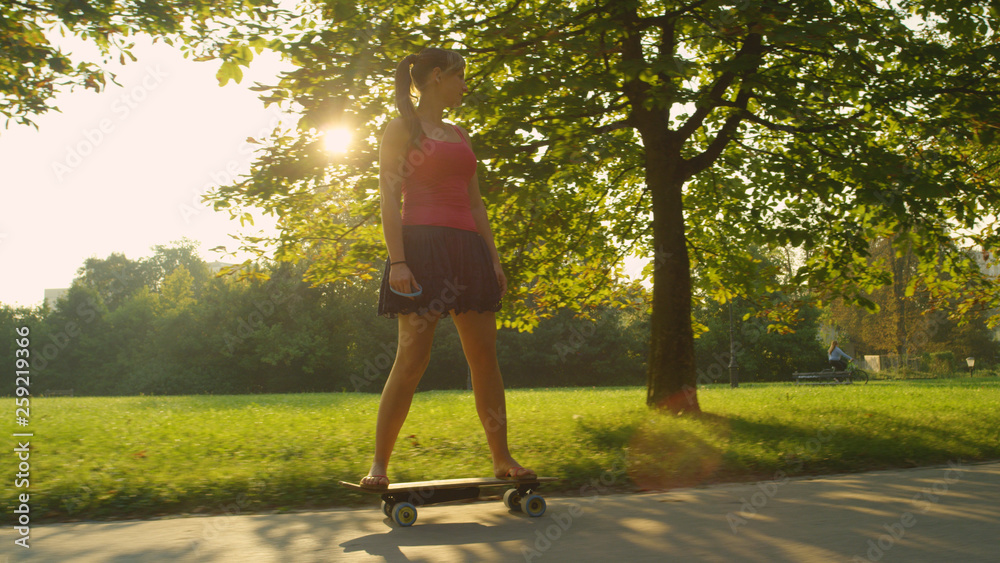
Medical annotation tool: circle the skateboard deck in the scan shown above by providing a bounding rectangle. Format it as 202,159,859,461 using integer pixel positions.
340,477,557,526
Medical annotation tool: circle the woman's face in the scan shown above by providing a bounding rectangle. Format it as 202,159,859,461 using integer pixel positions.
437,66,468,107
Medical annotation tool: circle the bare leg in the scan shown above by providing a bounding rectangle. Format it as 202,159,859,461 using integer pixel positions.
362,312,440,486
452,310,535,479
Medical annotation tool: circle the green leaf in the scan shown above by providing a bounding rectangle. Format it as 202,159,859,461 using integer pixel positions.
216,61,244,86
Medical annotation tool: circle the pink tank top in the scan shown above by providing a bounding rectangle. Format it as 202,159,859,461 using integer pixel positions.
401,123,478,232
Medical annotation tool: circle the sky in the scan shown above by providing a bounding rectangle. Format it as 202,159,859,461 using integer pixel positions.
0,34,290,307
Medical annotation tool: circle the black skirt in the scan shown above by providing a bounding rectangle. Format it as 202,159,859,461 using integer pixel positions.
377,225,502,318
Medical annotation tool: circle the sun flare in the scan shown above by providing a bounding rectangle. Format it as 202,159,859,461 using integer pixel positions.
323,127,352,154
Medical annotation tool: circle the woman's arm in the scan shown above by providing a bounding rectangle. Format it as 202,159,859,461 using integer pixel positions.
468,173,501,265
456,125,506,297
834,347,852,362
379,119,419,294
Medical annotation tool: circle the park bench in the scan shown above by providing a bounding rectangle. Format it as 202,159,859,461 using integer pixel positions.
792,371,853,385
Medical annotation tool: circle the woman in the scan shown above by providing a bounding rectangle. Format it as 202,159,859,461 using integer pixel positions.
828,340,853,371
360,48,535,488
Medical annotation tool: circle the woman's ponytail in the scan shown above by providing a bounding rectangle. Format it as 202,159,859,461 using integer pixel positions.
395,54,422,150
393,48,466,151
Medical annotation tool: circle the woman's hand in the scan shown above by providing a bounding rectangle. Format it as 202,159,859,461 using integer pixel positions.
389,263,420,299
493,261,507,298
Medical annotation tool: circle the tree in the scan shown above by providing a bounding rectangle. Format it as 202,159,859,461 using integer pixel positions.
692,243,827,381
147,238,211,295
74,241,212,311
200,1,999,411
828,236,920,356
694,295,828,382
830,237,999,367
0,303,46,395
160,265,197,311
0,0,285,128
34,283,109,390
75,252,154,311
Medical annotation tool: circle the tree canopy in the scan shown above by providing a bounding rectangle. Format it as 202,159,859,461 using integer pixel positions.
200,0,1000,412
0,0,282,128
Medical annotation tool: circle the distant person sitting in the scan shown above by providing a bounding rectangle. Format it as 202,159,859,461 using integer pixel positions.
828,341,853,371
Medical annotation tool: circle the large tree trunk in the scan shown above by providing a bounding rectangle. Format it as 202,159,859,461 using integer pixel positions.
644,134,699,413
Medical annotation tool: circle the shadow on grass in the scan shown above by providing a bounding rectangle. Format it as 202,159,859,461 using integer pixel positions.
570,407,1000,492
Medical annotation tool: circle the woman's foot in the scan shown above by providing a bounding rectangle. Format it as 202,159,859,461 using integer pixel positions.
360,461,389,489
360,474,389,489
495,461,536,480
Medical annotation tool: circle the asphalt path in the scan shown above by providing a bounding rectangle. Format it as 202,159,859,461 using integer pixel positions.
4,461,998,562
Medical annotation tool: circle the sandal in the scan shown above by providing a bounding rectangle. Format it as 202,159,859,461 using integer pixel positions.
499,467,537,481
360,474,389,490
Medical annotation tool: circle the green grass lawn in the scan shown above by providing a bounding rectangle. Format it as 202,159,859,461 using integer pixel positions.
7,379,1000,522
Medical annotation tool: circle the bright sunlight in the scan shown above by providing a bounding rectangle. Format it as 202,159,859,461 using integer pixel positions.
323,126,352,154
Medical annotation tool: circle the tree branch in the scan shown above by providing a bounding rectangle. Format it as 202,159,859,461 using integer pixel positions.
729,104,845,134
685,33,765,175
524,100,629,127
466,0,527,28
676,32,763,142
460,0,614,54
639,0,714,29
532,164,641,274
657,17,677,124
595,117,635,135
620,6,653,128
502,115,633,157
686,101,746,176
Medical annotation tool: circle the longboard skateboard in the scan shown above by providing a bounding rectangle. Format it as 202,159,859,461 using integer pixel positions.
339,476,557,527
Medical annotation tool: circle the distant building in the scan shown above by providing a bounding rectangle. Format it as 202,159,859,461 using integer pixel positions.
43,288,69,308
975,250,1000,278
207,261,235,275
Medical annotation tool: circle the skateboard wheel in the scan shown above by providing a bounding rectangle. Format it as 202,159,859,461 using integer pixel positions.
393,502,418,527
523,494,546,517
504,488,522,512
381,500,393,518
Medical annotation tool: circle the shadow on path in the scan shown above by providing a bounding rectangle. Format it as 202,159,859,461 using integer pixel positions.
7,462,999,562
